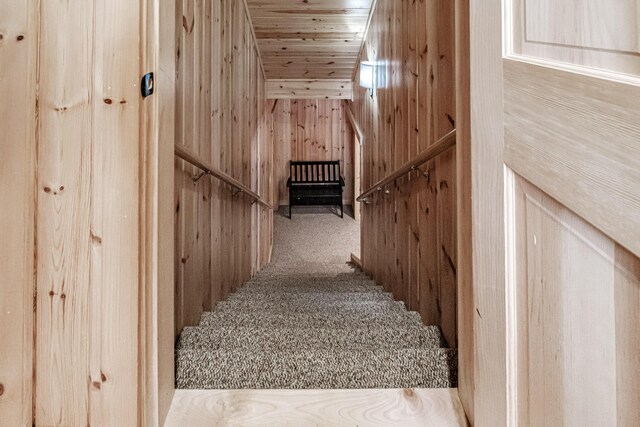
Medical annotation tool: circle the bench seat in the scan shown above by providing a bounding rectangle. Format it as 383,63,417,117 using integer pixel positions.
287,161,345,218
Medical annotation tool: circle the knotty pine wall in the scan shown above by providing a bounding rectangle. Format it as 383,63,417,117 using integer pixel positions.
0,0,146,424
351,0,457,346
272,99,354,207
174,0,273,336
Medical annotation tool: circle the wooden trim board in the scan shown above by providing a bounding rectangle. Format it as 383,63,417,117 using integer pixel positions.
165,388,468,426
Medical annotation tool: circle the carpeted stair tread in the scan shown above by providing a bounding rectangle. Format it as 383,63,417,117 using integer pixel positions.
242,279,379,288
227,291,395,303
177,325,446,351
213,300,407,315
199,310,424,329
175,214,458,391
175,348,457,389
235,284,384,294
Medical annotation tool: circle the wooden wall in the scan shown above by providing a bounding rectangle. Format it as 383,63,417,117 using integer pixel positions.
350,0,457,346
0,0,146,424
0,2,37,424
272,99,354,207
174,0,273,336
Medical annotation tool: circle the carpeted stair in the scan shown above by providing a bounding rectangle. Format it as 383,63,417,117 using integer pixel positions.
175,213,457,390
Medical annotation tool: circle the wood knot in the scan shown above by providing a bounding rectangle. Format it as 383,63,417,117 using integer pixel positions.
104,98,113,105
17,35,24,41
92,381,101,390
0,383,4,396
101,372,107,382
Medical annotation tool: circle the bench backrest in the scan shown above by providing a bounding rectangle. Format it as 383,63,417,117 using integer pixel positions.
289,161,342,184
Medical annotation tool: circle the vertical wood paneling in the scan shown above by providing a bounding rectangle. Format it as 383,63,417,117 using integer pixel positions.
36,1,94,424
174,0,272,336
351,0,457,346
35,0,141,424
0,1,37,424
272,99,354,207
140,0,177,423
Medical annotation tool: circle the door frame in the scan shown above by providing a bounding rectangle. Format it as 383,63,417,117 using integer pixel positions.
140,0,176,424
455,0,508,425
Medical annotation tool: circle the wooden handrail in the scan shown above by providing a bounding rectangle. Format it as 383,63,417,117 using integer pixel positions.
356,129,456,202
175,144,274,210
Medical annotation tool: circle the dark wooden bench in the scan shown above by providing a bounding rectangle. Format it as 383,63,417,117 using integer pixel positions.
287,160,345,219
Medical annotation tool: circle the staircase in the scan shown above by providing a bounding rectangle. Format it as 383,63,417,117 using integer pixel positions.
175,213,457,390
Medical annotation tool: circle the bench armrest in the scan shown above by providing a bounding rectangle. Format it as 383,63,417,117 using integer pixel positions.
287,177,291,187
340,176,345,187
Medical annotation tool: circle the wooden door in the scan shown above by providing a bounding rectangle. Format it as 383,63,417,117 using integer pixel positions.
503,1,640,425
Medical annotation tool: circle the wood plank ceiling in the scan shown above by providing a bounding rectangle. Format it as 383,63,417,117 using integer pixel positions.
245,0,375,81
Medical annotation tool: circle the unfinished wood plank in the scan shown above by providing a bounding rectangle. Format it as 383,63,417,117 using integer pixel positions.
0,1,37,424
165,388,469,427
36,1,95,424
89,0,141,424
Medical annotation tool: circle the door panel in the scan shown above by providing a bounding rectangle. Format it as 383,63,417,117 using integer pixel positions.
512,177,640,426
504,0,640,424
511,0,640,75
504,59,640,255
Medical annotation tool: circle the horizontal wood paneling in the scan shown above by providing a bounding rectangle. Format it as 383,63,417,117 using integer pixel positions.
246,0,374,80
267,80,353,100
272,99,354,207
175,0,273,337
351,0,457,346
504,59,640,257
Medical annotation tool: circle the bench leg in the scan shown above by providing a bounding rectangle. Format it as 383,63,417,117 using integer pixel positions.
289,203,292,219
340,200,344,219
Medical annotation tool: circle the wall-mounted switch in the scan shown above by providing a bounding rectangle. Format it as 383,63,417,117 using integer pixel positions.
141,73,154,98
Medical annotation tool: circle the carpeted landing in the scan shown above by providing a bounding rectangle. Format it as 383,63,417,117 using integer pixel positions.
175,213,457,390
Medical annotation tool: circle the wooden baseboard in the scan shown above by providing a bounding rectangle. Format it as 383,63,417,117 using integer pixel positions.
350,253,363,270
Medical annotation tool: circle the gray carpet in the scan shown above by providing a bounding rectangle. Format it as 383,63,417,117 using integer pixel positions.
175,213,457,389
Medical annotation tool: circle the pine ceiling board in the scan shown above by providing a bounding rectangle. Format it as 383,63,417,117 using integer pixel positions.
247,8,371,17
263,57,355,68
254,32,364,40
266,80,353,100
248,0,373,10
264,69,356,76
258,40,363,47
263,52,361,58
252,16,368,26
246,0,374,81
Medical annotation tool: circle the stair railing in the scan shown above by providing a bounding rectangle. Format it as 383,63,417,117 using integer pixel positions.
175,144,274,210
356,129,456,203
